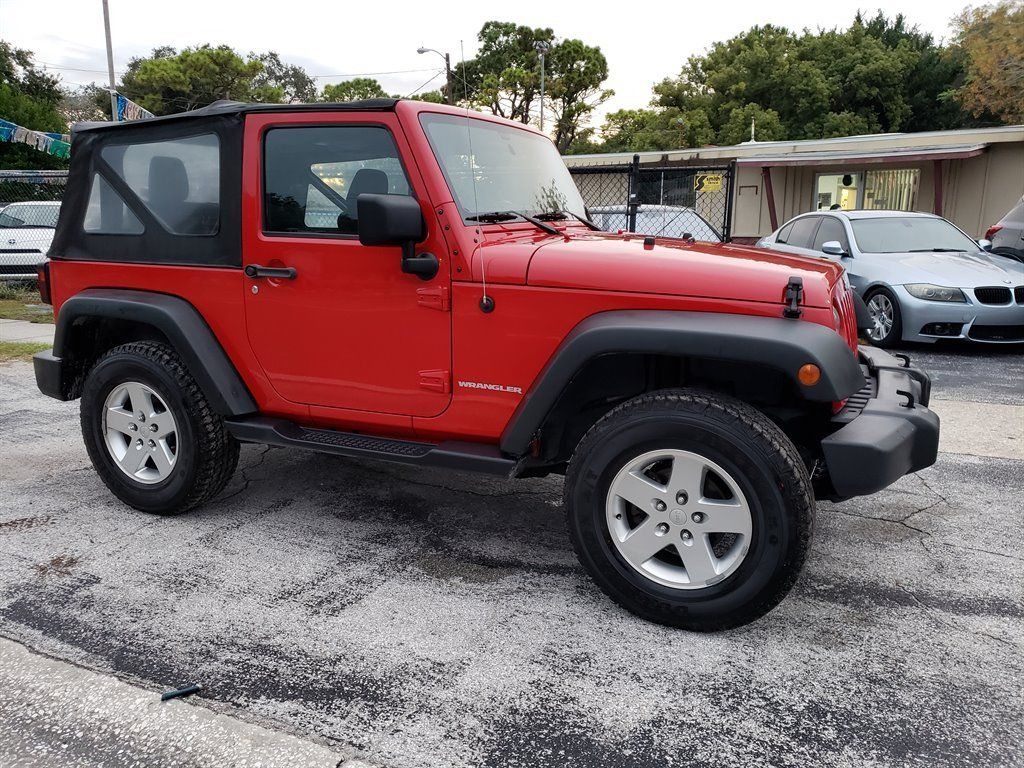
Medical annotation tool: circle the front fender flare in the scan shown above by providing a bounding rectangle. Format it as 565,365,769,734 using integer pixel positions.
53,288,257,416
499,310,864,456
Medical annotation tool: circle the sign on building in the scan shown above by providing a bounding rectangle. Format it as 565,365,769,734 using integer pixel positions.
694,173,723,192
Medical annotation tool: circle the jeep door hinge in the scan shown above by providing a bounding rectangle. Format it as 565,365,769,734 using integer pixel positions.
418,369,451,393
417,285,450,312
783,276,804,319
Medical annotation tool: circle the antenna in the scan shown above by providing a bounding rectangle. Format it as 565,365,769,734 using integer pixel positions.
459,40,493,313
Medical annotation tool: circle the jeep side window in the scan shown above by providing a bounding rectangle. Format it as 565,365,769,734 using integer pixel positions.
812,216,850,253
263,126,411,236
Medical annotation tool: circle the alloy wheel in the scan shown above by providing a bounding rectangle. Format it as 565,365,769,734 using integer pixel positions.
102,381,179,484
867,293,895,342
605,449,753,589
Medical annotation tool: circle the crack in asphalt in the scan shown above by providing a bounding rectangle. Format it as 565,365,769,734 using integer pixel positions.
894,581,1021,651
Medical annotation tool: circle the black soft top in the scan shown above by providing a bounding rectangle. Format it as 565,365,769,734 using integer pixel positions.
53,99,399,268
72,98,399,133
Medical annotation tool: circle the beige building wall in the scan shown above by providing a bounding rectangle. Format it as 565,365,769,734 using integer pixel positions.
729,144,1024,239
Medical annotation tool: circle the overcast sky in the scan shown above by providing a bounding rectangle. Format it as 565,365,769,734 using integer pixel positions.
3,0,971,126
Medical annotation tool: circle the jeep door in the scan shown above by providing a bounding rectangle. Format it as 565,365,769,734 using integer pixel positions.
241,112,452,417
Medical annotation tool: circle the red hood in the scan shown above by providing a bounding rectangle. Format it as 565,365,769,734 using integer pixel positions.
471,229,843,308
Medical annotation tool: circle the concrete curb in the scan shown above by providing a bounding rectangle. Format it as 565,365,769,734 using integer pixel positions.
0,636,376,768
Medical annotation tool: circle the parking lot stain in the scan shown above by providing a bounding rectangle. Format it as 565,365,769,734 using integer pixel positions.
0,515,52,533
31,554,80,577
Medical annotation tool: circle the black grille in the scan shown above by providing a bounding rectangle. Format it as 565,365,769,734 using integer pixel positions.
969,325,1024,342
1015,286,1024,304
974,286,1012,304
0,248,42,254
0,263,42,275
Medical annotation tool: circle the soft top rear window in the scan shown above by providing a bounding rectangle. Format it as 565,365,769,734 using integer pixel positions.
100,133,220,236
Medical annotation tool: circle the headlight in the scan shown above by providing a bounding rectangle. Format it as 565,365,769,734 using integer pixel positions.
904,283,967,302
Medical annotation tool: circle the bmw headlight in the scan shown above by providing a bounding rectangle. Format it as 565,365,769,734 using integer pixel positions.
904,284,967,303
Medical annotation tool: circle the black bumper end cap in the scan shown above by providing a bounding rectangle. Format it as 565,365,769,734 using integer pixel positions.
33,350,68,401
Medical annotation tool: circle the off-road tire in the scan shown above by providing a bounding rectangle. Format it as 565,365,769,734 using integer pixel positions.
564,388,814,631
80,341,239,515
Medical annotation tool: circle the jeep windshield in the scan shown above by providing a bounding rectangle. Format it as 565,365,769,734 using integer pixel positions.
419,112,587,223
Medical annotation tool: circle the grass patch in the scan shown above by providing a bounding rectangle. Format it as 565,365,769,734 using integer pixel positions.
0,282,39,301
0,341,50,363
0,298,53,323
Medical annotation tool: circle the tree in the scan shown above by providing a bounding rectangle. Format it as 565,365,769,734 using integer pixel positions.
952,1,1024,124
546,38,612,153
589,107,714,154
456,21,553,122
717,104,784,145
321,77,389,102
253,51,316,102
0,42,68,169
119,45,285,114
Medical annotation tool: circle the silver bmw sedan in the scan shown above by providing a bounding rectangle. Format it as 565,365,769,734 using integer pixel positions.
757,210,1024,347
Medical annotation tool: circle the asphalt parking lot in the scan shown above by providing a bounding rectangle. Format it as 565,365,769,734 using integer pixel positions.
1,344,1022,768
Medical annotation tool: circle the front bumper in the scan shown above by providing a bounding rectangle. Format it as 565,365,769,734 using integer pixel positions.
895,285,1024,344
820,346,940,499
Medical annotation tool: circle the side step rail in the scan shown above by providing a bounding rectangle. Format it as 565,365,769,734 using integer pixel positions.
225,417,515,477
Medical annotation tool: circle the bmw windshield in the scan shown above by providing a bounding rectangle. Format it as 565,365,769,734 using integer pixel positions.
419,112,586,223
851,217,980,254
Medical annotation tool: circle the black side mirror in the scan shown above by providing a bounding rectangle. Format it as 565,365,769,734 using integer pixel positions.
357,193,437,280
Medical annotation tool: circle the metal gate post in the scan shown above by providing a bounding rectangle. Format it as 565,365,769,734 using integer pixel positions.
626,153,640,233
722,161,737,241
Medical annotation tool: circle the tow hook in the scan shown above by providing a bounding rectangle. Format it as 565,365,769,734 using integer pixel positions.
783,276,804,319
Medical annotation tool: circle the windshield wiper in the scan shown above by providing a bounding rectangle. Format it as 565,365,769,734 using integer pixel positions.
467,211,559,235
908,248,964,252
535,210,601,231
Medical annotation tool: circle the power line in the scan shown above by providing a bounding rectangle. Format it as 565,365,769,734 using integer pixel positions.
37,60,440,81
404,70,445,98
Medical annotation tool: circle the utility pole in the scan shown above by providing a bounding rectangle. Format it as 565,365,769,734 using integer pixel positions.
444,52,453,105
102,0,118,121
534,40,550,132
417,47,454,105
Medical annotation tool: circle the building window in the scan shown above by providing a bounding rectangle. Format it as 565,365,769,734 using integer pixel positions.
862,168,919,211
815,173,859,210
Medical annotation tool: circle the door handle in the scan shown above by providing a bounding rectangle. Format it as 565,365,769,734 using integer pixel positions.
245,264,297,280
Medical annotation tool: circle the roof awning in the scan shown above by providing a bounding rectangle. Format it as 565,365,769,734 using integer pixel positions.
735,143,988,167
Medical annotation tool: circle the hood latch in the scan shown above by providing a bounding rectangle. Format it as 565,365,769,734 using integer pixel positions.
783,276,804,319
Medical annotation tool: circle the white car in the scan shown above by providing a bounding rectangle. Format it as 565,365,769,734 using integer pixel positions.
0,201,61,280
757,209,1024,346
588,204,722,242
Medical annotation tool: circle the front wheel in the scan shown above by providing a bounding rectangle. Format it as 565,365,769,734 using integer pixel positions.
865,286,903,348
564,389,814,631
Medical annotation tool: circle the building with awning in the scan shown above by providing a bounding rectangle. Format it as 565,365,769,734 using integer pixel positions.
563,125,1024,242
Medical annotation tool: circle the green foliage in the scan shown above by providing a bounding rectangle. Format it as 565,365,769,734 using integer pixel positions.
253,51,317,103
119,45,311,114
0,41,68,169
321,77,390,102
590,12,993,154
454,21,612,151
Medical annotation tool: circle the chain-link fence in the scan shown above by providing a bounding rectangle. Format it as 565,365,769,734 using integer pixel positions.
569,156,735,242
0,170,67,281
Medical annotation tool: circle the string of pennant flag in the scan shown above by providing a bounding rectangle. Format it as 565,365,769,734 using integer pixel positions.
0,93,155,159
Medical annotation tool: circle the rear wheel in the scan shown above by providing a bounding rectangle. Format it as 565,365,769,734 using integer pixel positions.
865,286,903,348
80,341,239,515
564,389,814,631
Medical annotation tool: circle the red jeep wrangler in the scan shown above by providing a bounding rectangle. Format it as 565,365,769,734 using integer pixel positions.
34,100,939,630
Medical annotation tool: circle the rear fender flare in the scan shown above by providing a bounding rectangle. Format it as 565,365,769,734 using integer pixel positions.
53,288,256,416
